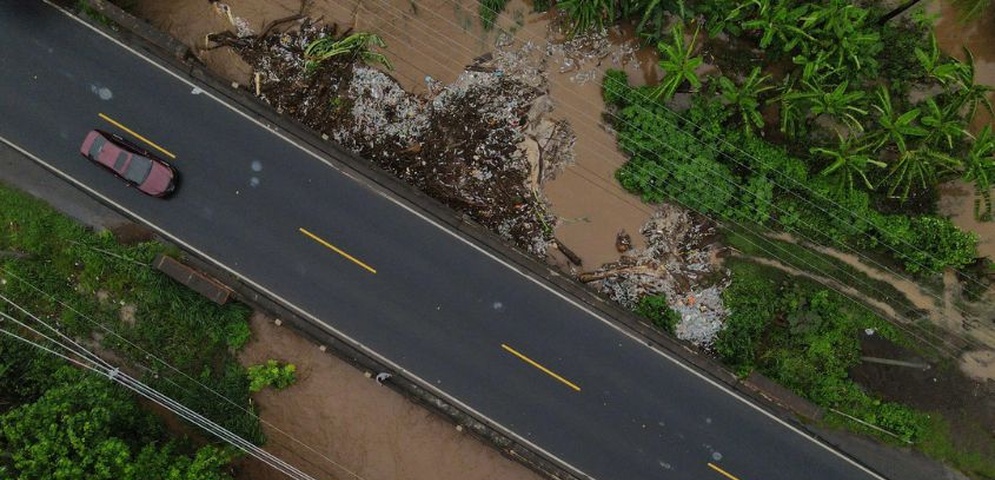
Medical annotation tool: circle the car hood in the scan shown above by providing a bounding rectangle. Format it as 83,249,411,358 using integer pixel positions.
141,162,175,196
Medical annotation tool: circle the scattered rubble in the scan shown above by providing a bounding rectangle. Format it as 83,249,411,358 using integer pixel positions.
581,204,729,347
211,17,578,256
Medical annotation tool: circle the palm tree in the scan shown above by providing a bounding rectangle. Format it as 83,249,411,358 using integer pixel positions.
811,134,885,195
962,125,995,219
652,21,704,102
719,66,773,136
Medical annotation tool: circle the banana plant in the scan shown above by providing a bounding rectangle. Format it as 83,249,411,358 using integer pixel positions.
871,87,928,152
961,125,995,219
811,133,885,195
914,32,967,86
920,97,967,151
806,80,868,134
798,0,880,73
882,146,956,201
303,32,393,72
950,47,995,123
556,0,616,36
652,21,704,102
778,79,867,136
719,66,773,136
952,0,993,21
740,1,811,52
777,78,806,138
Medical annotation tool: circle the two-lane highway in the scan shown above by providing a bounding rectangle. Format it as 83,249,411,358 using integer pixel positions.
1,3,883,479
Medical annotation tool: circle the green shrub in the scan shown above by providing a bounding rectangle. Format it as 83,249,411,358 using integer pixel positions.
247,360,297,393
224,318,252,350
602,69,631,107
715,261,779,368
634,295,680,334
892,216,979,273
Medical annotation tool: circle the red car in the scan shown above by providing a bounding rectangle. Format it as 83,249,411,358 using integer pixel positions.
80,130,178,197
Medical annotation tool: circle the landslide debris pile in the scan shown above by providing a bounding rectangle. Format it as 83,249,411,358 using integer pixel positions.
215,18,573,256
581,205,729,347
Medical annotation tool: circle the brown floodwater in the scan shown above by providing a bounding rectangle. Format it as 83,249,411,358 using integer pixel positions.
932,1,995,259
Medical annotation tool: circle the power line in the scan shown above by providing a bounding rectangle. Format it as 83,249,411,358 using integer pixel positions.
0,295,318,480
0,268,367,480
355,0,990,355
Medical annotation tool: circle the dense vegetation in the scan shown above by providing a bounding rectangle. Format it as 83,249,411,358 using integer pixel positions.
716,259,995,477
0,184,260,476
605,75,980,274
0,340,236,479
716,260,929,441
547,0,995,475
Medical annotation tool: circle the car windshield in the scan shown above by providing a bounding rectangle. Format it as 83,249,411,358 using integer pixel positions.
88,136,106,159
122,155,153,184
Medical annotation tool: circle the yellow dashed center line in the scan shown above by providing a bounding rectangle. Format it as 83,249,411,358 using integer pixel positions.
98,113,176,159
299,227,377,274
501,343,581,392
707,462,743,480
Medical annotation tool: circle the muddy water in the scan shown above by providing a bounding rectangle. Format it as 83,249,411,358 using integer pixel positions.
931,1,995,259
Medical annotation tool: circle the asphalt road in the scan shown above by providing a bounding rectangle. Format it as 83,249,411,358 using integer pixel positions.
0,3,884,479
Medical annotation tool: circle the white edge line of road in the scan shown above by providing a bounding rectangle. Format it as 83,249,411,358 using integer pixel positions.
38,3,888,480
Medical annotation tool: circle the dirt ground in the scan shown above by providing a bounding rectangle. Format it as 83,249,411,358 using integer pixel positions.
236,312,541,480
850,332,995,468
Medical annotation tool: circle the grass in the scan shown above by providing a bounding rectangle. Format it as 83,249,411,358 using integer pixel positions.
918,415,995,479
724,226,920,321
0,183,261,442
479,0,510,31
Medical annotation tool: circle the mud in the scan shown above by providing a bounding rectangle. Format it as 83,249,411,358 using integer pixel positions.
237,312,542,480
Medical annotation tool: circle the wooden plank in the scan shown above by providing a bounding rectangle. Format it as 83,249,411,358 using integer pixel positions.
153,254,233,305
